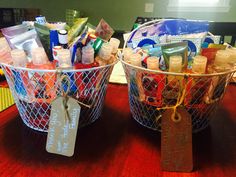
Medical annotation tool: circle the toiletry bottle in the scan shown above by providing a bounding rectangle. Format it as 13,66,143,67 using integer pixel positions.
207,50,231,101
109,37,120,55
57,49,77,95
129,53,145,102
58,30,68,49
123,48,133,63
142,56,165,107
95,42,113,66
162,56,183,105
27,47,56,101
74,45,98,100
226,48,236,67
185,55,209,106
11,49,28,97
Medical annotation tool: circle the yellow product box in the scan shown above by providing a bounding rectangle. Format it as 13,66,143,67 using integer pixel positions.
0,86,15,112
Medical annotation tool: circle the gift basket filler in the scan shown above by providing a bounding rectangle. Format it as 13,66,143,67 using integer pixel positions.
120,19,236,133
0,16,120,133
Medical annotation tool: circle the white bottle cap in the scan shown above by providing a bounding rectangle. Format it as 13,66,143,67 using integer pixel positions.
98,43,112,60
31,47,49,65
58,29,68,45
57,49,71,67
169,56,182,73
129,53,142,67
123,48,133,62
192,55,207,74
109,38,120,54
147,56,159,70
11,49,28,67
214,50,230,66
82,45,94,64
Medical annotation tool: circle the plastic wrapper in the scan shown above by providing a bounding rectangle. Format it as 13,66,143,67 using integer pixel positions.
10,29,43,58
95,19,114,41
68,18,88,44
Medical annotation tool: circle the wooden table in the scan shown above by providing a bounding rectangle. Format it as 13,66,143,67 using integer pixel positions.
0,83,236,177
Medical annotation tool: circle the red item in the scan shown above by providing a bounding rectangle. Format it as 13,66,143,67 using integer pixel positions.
26,61,56,101
74,62,99,100
201,48,219,67
142,72,165,107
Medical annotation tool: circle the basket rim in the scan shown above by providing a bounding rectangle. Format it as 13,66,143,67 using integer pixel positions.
119,57,236,77
121,18,236,77
0,59,118,73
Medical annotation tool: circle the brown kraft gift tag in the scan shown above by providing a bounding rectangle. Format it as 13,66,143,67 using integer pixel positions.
161,106,193,172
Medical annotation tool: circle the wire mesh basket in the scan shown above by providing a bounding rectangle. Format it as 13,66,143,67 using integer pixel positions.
121,19,236,133
0,62,116,132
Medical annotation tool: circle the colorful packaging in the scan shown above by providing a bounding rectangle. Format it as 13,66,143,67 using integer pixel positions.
68,18,88,44
184,56,210,107
10,29,43,58
95,19,114,41
1,24,28,49
128,35,167,49
161,41,188,71
203,35,221,47
142,56,165,107
170,37,202,68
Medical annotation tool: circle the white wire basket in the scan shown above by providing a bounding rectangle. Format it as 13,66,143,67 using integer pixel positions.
0,61,116,132
121,19,236,133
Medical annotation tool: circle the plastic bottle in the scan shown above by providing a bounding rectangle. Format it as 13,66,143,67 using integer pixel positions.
207,50,231,101
27,47,56,100
109,38,120,55
142,56,165,106
74,45,98,100
163,56,183,105
185,55,209,106
95,43,113,66
129,53,145,101
57,49,77,95
58,30,68,49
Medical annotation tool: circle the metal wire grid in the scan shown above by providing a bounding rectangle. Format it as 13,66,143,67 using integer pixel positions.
121,62,235,133
0,63,115,132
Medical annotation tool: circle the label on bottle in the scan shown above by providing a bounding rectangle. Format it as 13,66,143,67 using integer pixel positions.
161,106,193,172
46,96,81,157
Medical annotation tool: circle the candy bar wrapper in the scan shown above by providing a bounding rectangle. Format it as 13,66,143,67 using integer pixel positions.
95,19,114,41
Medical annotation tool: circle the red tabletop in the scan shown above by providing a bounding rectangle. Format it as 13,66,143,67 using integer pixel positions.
0,83,236,177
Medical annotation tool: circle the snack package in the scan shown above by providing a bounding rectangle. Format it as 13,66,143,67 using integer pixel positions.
68,17,88,44
95,19,114,41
